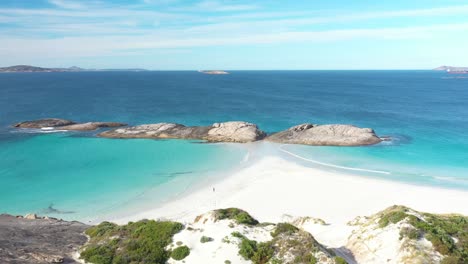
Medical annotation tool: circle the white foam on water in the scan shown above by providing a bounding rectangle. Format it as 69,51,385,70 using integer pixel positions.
278,144,391,175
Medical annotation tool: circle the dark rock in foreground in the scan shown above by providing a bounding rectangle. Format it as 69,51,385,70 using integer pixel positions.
266,123,382,146
0,214,88,264
98,121,267,143
13,118,126,131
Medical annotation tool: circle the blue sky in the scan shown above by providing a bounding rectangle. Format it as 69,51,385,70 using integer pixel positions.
1,0,468,69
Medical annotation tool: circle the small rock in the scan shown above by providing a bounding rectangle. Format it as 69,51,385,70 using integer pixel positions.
24,213,38,220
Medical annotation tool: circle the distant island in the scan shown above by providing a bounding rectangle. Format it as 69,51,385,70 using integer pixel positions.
198,70,229,75
433,65,468,73
0,65,148,73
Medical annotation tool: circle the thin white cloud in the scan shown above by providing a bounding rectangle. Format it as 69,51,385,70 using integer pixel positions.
48,0,86,9
2,22,468,59
184,0,258,12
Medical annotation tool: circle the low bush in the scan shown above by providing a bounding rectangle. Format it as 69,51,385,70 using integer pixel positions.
379,207,467,263
294,253,317,264
200,236,214,243
271,223,299,237
80,220,184,264
334,256,348,264
239,238,258,260
214,208,259,225
171,246,190,260
251,242,274,264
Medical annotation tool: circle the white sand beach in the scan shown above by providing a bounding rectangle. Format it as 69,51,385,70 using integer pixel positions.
115,152,468,253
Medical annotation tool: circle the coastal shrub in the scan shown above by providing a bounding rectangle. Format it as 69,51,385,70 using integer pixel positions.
379,207,468,263
271,223,299,237
231,231,245,239
441,256,461,264
378,210,408,228
171,245,190,260
224,260,231,264
294,253,317,264
200,236,214,243
80,220,184,264
399,226,421,240
85,221,119,238
239,237,258,260
334,256,348,264
214,208,259,225
251,242,274,264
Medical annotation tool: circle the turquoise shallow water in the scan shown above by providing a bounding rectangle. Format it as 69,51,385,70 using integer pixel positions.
0,71,467,220
0,133,247,221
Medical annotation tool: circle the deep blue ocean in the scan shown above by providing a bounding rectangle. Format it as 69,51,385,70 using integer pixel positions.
1,71,467,221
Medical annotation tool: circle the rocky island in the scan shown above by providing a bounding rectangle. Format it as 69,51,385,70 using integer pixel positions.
433,66,468,73
0,65,148,73
266,123,382,146
13,118,385,146
199,70,229,75
13,118,127,131
98,121,267,143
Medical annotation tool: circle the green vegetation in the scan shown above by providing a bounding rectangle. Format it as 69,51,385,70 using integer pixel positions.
200,236,214,243
378,207,409,228
171,246,190,260
80,220,184,264
378,206,467,263
271,223,299,237
334,256,348,264
214,208,259,225
230,224,327,264
294,253,317,264
224,260,231,264
231,232,274,264
251,242,275,264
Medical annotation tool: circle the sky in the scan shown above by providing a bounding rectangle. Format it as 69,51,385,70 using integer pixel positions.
1,0,468,70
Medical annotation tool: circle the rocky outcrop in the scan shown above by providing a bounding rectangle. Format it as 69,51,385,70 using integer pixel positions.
266,123,382,146
58,122,127,131
99,121,266,143
0,214,88,264
13,118,384,146
13,118,126,131
14,118,76,128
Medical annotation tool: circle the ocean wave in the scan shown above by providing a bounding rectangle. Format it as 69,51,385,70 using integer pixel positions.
278,145,391,175
432,175,468,184
378,134,412,146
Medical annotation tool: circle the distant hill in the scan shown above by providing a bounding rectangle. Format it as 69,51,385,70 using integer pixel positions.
0,65,148,73
433,65,468,72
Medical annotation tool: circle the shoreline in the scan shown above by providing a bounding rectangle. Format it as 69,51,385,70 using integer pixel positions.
112,151,468,248
108,152,468,247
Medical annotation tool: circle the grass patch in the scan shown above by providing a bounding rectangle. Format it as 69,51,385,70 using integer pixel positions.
80,220,183,264
214,208,259,225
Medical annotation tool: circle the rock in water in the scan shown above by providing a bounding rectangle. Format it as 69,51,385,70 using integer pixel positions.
0,214,88,264
266,124,382,146
13,118,76,128
58,122,127,131
13,118,126,131
99,121,266,143
207,121,266,142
